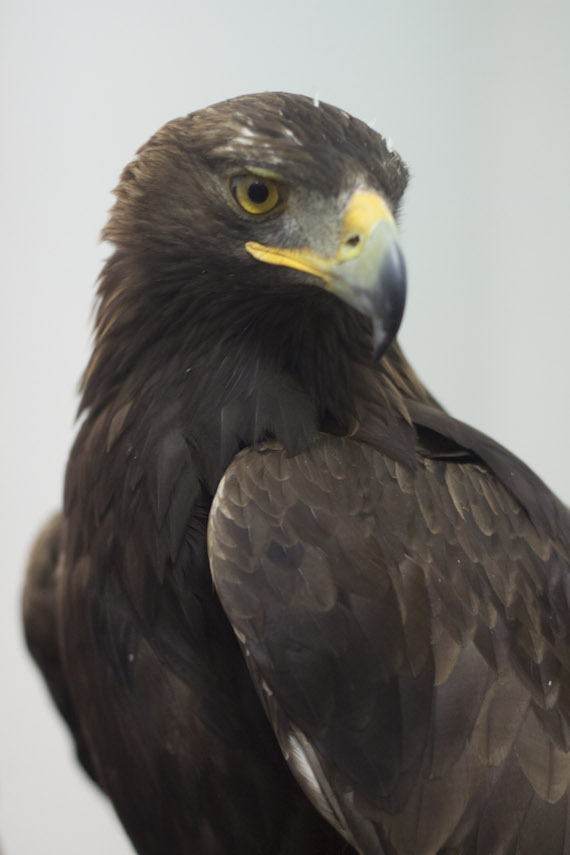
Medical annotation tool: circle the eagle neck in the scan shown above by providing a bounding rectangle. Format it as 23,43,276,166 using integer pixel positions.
77,265,426,498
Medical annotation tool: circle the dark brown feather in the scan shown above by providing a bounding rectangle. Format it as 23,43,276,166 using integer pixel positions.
209,431,570,854
23,92,570,855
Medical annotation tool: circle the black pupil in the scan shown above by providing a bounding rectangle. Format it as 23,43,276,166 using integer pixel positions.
248,181,269,204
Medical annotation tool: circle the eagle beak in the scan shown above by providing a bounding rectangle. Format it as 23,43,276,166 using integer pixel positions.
245,190,407,359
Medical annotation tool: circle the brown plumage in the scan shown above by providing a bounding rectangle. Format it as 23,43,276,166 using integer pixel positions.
24,92,570,854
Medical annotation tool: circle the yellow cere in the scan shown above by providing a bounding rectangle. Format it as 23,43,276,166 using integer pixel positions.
337,191,395,261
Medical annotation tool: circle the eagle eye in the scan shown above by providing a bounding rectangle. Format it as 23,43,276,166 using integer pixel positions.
230,174,282,215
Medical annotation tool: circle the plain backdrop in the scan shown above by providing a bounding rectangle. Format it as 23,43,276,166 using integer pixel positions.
1,1,569,852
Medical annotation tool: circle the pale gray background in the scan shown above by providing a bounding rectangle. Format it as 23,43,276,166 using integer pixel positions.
1,0,569,852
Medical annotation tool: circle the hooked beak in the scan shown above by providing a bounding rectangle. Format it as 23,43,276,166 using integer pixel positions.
245,190,407,359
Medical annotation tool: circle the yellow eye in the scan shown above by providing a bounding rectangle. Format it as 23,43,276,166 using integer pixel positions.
230,174,282,215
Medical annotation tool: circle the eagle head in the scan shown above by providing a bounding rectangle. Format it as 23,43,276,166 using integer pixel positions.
101,92,409,366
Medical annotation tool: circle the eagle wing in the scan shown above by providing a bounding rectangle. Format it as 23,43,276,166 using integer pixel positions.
22,513,100,783
208,428,570,855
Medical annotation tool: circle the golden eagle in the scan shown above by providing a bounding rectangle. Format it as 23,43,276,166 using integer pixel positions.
24,93,570,855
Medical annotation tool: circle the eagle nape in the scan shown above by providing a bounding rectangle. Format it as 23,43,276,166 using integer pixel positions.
23,92,569,855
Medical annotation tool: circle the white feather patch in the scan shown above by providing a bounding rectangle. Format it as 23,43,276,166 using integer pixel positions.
283,727,351,842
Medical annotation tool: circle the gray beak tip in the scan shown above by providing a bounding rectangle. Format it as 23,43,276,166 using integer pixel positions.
371,244,407,360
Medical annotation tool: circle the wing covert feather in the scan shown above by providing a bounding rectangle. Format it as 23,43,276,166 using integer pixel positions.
208,436,570,855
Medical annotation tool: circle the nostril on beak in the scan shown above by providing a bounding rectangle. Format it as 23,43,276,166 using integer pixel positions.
345,234,361,248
